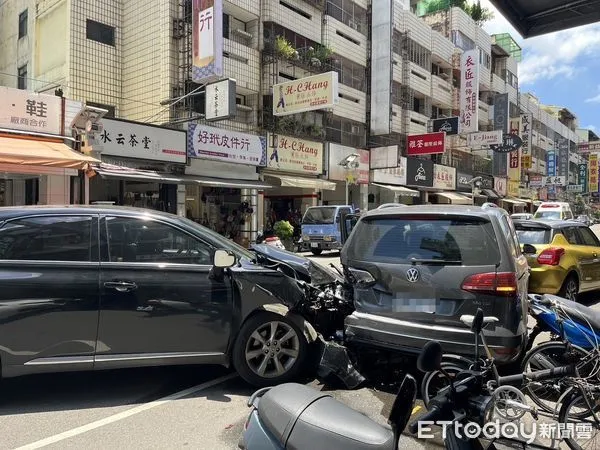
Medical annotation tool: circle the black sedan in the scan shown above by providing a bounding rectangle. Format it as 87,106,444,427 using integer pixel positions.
0,206,347,387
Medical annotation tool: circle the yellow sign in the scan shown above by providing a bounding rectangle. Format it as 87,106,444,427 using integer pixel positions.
273,72,339,116
508,180,520,197
589,153,598,193
267,134,324,174
521,154,532,169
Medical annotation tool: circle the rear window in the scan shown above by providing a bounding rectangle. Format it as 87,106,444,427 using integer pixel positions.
346,217,501,265
515,228,551,245
534,211,561,220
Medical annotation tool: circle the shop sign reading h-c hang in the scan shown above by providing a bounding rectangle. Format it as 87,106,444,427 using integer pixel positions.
489,133,523,153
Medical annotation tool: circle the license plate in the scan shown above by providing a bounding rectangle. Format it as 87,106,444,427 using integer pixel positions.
393,298,436,313
311,243,319,248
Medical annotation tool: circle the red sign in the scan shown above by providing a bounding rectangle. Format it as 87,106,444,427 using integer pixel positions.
509,149,520,168
407,132,446,155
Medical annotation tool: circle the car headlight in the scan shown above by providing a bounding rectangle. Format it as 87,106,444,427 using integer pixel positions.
302,234,309,241
323,235,333,241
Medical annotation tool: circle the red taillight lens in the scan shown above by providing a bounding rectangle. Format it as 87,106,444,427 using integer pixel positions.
461,272,517,296
537,247,564,266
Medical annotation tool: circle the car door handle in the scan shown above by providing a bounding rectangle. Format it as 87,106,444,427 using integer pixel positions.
104,281,138,292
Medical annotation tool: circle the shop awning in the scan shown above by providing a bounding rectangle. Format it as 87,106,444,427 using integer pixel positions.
266,174,336,190
372,183,420,197
461,192,487,198
481,189,500,199
92,164,274,189
501,198,527,206
191,176,273,189
91,165,183,183
0,135,99,169
431,192,472,205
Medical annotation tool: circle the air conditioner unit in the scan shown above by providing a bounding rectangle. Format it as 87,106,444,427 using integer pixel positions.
233,28,253,40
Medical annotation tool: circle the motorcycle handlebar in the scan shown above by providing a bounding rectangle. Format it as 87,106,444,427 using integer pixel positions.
497,365,574,387
528,365,575,381
408,406,442,435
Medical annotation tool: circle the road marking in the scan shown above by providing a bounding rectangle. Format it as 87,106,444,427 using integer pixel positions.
14,373,238,450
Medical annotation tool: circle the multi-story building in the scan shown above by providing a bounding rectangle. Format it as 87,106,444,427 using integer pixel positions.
0,0,592,219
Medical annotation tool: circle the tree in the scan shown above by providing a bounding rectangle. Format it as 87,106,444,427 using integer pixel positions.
465,0,495,26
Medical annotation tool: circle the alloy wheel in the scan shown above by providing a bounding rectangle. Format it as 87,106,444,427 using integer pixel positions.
244,320,300,378
565,279,578,301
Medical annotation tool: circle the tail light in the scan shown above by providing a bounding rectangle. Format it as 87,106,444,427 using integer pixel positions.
537,247,564,266
461,272,517,296
265,237,279,242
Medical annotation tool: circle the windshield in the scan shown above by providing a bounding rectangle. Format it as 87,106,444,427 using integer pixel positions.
345,217,501,265
515,228,551,245
178,216,254,260
534,211,561,220
302,207,337,224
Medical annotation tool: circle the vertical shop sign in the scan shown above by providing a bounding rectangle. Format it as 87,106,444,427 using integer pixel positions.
589,153,598,193
492,93,509,177
520,113,532,169
579,163,588,193
459,49,479,133
192,0,223,82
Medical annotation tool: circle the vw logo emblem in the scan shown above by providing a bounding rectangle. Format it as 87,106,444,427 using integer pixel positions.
406,267,420,283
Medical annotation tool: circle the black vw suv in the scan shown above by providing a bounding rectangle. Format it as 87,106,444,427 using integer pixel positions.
340,204,530,364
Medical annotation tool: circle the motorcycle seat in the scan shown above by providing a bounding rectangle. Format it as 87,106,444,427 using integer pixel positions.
258,383,396,450
544,294,600,332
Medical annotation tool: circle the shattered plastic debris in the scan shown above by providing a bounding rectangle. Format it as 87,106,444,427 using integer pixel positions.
317,339,366,390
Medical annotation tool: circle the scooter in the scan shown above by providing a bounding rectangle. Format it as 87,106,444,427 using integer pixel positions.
256,231,286,250
239,374,417,450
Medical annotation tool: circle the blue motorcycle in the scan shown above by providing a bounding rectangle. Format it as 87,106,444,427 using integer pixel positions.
521,293,600,414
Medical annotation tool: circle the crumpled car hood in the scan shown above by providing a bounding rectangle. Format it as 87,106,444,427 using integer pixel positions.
250,244,339,285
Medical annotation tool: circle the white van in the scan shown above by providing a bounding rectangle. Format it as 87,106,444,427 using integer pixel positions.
533,202,573,220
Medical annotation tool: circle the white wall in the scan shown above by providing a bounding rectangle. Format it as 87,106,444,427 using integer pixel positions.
0,0,37,89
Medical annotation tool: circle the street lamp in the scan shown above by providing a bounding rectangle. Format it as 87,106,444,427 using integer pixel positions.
339,153,360,206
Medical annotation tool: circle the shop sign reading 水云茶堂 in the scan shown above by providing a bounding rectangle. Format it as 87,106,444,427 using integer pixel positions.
188,123,266,167
93,118,188,164
267,134,323,174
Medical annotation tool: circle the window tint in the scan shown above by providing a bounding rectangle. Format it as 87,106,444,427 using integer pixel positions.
0,216,93,261
561,227,579,245
500,217,517,257
86,19,115,46
577,228,599,247
346,218,501,265
515,228,550,245
105,217,212,265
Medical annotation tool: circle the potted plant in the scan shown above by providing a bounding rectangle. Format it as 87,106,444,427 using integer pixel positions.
273,220,295,251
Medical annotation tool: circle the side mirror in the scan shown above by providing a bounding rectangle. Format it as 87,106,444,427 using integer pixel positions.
214,249,236,268
340,213,359,244
417,341,443,373
522,243,537,254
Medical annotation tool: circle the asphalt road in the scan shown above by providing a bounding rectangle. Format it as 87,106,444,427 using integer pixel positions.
4,228,600,450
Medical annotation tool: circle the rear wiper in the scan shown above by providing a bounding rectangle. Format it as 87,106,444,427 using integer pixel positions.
409,258,462,265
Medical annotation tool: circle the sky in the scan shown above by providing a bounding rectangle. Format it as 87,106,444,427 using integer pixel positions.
479,0,600,135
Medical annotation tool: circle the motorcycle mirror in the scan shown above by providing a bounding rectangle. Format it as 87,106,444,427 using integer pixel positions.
417,341,443,373
386,374,417,440
471,308,484,334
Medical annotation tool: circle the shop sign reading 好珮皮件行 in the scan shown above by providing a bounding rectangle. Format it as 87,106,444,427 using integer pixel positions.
188,123,267,167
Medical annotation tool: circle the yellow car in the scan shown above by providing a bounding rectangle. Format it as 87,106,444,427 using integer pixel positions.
513,219,600,301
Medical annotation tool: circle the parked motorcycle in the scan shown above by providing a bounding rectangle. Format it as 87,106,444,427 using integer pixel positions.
239,373,417,450
256,231,286,250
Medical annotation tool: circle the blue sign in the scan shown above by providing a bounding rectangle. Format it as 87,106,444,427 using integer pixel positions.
547,150,556,177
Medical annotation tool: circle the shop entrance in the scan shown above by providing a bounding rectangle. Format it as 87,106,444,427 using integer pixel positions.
89,176,177,214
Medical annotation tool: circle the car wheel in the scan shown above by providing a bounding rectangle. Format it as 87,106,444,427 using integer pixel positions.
310,249,323,256
232,311,308,387
560,274,579,302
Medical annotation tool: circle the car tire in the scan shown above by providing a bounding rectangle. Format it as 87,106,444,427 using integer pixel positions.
310,249,323,256
559,274,579,302
232,311,309,387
